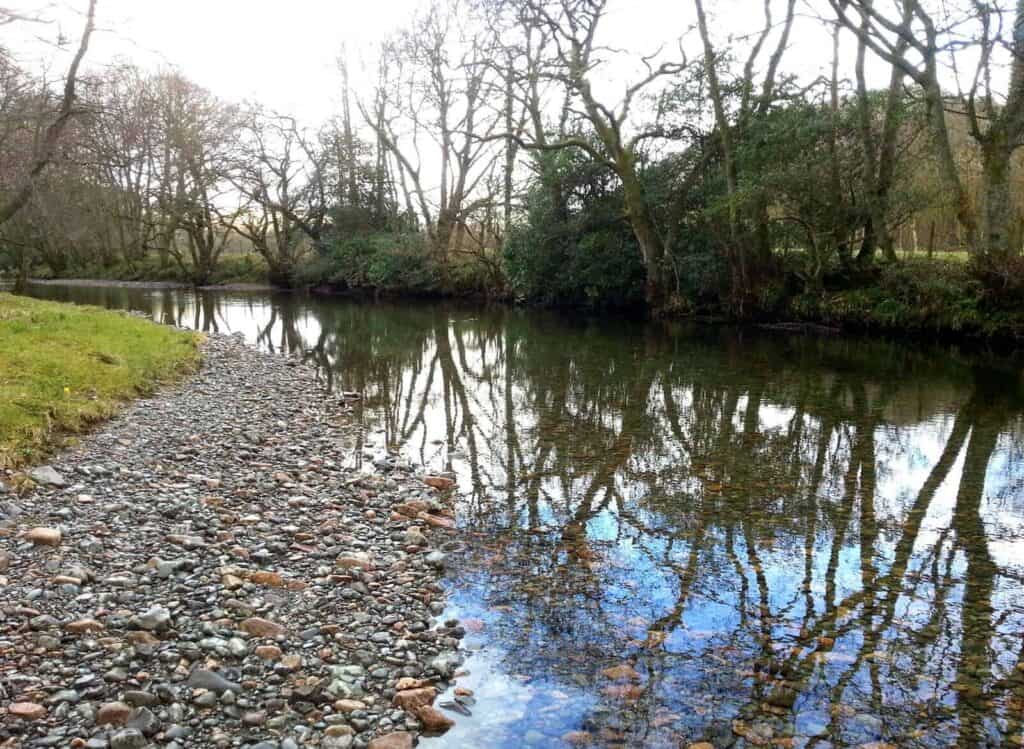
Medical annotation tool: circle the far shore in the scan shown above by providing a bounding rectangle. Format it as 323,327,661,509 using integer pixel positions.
24,278,278,293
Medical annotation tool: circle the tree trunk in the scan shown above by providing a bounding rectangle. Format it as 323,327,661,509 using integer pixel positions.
980,139,1015,259
621,169,666,308
923,76,979,251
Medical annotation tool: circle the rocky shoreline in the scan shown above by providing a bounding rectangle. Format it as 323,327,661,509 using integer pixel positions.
1,335,467,749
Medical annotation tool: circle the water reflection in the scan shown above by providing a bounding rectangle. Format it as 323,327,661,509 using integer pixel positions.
21,283,1024,748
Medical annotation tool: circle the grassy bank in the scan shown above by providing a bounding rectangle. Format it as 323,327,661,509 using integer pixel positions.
783,259,1024,341
0,294,201,468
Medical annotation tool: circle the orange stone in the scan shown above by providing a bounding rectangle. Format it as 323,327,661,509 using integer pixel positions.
96,701,132,726
368,733,414,749
394,500,430,517
418,512,455,529
8,702,46,720
392,686,437,711
248,570,285,587
423,476,455,491
255,645,282,660
25,527,62,547
414,704,454,734
395,677,429,691
601,663,641,682
239,617,285,638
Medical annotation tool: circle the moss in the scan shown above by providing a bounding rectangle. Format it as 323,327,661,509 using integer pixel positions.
0,293,201,468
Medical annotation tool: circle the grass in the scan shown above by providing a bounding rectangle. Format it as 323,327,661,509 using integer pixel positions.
0,293,201,469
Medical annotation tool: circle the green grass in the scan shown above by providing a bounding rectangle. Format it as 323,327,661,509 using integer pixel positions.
0,293,201,468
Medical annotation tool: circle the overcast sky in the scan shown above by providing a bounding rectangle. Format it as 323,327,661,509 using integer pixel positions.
5,0,861,128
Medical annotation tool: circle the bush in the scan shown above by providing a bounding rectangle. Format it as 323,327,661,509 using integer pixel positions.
295,233,442,293
504,150,646,309
788,258,1024,337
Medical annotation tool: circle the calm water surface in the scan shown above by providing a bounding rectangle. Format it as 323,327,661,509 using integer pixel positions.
21,283,1024,748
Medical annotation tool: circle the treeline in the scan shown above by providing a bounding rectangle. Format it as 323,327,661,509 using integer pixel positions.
3,0,1024,326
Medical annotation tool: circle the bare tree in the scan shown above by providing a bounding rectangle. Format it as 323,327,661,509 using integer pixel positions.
152,73,241,285
361,1,504,261
230,109,329,286
831,0,1024,259
497,0,689,307
0,0,97,228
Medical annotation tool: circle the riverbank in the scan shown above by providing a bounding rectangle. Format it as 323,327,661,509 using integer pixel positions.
0,294,201,469
25,279,277,293
27,253,1024,346
1,334,466,748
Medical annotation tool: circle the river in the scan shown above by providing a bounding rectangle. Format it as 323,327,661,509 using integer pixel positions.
20,282,1024,748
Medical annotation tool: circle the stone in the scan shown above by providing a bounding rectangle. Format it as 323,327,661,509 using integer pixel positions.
25,526,62,546
133,605,171,631
0,335,461,749
423,476,455,491
248,570,285,587
415,704,454,734
96,701,132,726
368,733,414,749
395,677,429,691
109,728,147,749
335,551,373,570
424,551,447,568
392,686,437,711
186,668,241,694
333,699,366,713
242,710,267,726
124,631,160,646
122,691,158,707
240,616,285,637
563,732,593,746
419,512,455,529
404,528,428,546
255,644,282,660
8,702,46,720
429,653,461,676
601,663,641,681
126,706,160,735
29,465,65,486
394,500,430,517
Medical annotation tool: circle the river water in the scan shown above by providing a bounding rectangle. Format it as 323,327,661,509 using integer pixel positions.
20,283,1024,748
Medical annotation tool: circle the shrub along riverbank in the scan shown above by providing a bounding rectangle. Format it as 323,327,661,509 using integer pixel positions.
18,228,1024,343
0,294,200,468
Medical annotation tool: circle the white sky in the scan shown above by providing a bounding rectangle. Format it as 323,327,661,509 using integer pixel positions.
5,0,854,129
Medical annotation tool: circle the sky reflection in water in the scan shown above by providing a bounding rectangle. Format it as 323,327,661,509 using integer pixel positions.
22,283,1024,748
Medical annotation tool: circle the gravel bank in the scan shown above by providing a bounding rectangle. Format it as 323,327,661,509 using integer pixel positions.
0,335,467,749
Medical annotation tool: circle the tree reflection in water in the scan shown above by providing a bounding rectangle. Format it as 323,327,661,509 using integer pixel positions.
21,284,1024,748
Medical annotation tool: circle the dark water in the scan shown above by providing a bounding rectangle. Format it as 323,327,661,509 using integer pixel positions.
20,283,1024,748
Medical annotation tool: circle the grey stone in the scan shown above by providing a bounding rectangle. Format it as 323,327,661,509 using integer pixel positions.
29,466,66,487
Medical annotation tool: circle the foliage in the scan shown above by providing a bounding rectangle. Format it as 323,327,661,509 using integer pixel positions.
0,293,200,467
504,151,646,308
296,233,438,292
788,258,1024,338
